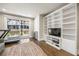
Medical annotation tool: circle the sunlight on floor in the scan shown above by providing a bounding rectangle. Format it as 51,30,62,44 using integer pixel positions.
19,39,30,44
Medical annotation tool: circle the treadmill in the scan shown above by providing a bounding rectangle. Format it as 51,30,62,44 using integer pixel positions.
0,30,10,53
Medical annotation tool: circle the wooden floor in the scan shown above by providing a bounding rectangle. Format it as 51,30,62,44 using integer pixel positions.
1,41,46,56
31,39,73,56
0,39,72,56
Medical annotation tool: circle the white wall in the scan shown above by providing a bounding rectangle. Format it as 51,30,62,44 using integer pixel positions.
34,15,44,41
34,15,40,40
34,15,40,31
39,15,44,40
0,14,7,30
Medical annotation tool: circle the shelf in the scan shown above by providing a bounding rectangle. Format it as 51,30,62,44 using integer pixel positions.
54,15,61,19
46,42,60,50
63,17,75,23
53,12,61,16
46,35,61,39
63,24,75,28
63,35,75,40
47,17,52,20
51,18,61,22
63,29,76,35
63,10,75,16
63,28,75,30
63,21,75,25
63,15,75,19
63,9,75,15
63,12,75,18
62,34,75,36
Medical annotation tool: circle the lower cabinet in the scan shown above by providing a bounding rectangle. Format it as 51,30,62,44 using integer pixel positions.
62,39,77,55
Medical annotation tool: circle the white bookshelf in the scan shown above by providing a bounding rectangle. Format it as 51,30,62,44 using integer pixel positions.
45,10,62,49
61,4,77,55
44,3,79,55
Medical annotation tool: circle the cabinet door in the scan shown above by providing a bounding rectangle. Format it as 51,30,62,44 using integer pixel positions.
62,39,77,55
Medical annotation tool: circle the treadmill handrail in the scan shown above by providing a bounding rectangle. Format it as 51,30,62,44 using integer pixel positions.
0,30,10,39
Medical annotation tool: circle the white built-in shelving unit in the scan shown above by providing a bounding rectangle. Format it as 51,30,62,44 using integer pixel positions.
45,10,62,50
44,3,79,55
61,4,77,55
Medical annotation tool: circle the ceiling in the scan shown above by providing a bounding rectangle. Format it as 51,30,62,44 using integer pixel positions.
0,3,67,18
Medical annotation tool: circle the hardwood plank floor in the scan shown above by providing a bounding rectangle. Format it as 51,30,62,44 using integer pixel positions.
0,39,73,56
1,41,46,56
31,39,73,56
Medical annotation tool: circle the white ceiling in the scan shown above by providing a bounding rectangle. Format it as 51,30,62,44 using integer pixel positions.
0,3,67,18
